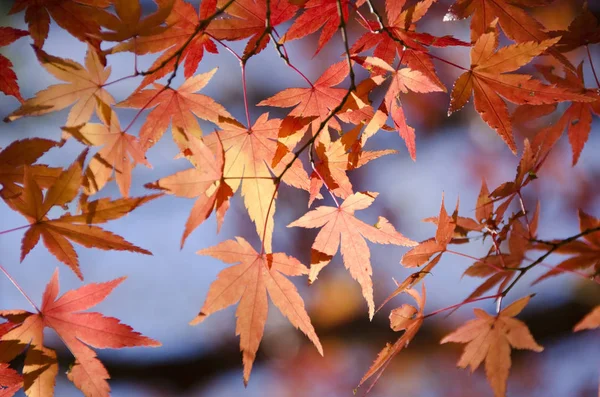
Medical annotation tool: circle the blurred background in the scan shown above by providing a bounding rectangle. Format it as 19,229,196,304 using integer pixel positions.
1,0,599,395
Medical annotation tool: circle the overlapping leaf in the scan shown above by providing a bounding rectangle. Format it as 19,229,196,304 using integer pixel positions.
114,0,218,89
192,237,323,385
63,104,150,197
0,269,160,397
444,0,573,69
8,0,111,48
534,63,600,165
309,124,395,205
118,68,234,151
145,134,232,247
448,27,590,153
97,0,174,42
282,0,349,55
203,113,311,253
258,61,349,138
441,295,543,397
351,0,468,90
288,192,416,318
10,155,158,279
5,46,114,127
208,0,299,58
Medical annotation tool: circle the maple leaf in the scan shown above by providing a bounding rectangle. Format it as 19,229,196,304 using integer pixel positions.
461,217,535,302
574,305,600,332
145,134,233,247
113,0,218,89
5,46,114,127
350,0,469,91
402,195,457,268
444,0,573,69
0,269,160,397
203,113,311,253
0,27,29,102
532,210,600,285
448,26,591,153
0,138,61,207
118,68,235,151
258,61,349,137
97,0,174,42
10,156,158,279
359,285,426,394
282,0,349,55
8,0,111,48
0,363,23,397
309,124,395,205
191,237,323,385
441,295,543,397
63,103,151,197
207,0,299,58
534,63,600,165
357,57,444,160
288,192,416,318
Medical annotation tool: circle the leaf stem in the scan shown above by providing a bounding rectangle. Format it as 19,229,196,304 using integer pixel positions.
0,225,30,236
422,294,500,319
587,44,600,89
0,263,40,312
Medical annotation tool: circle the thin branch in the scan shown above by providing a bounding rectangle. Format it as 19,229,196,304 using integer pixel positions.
501,225,600,297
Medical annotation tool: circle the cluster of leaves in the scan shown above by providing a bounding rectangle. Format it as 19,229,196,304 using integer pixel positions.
0,0,599,396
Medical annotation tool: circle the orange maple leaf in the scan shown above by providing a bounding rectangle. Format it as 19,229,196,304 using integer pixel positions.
441,295,543,397
0,269,160,397
448,25,591,153
118,68,234,151
358,57,444,160
97,0,174,42
145,134,233,247
309,124,395,205
11,156,158,279
282,0,349,55
288,191,416,318
5,46,114,127
191,237,323,385
64,103,151,197
350,0,468,91
402,195,457,268
207,0,299,58
113,0,218,89
535,63,600,165
8,0,111,48
203,113,311,253
444,0,573,69
258,61,350,137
